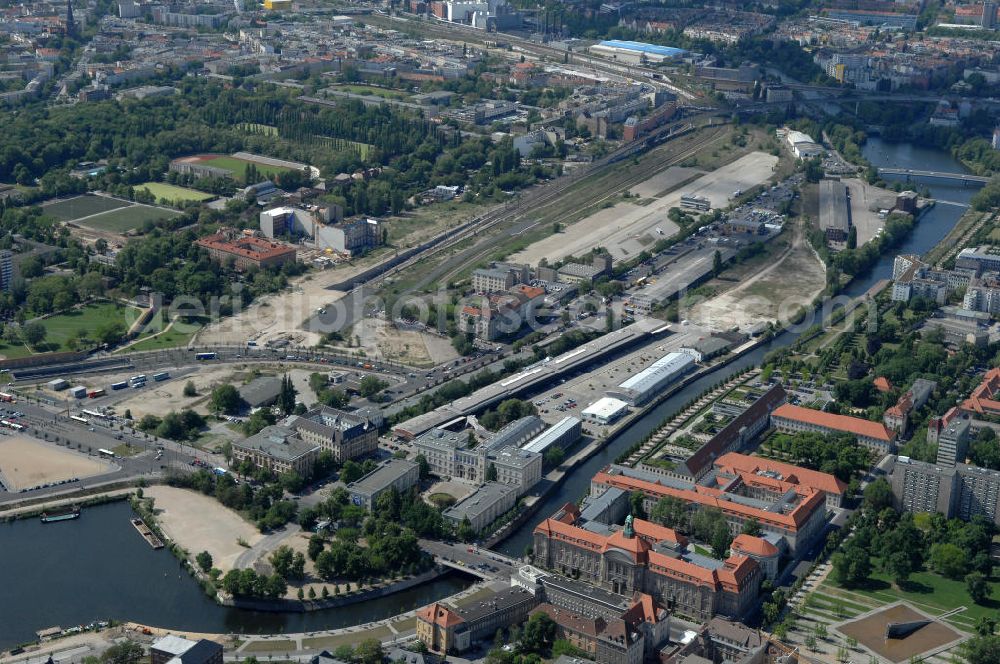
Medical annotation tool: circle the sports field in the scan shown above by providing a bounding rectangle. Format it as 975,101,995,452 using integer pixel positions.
79,205,181,232
139,182,214,204
199,156,291,182
0,436,112,492
43,195,131,221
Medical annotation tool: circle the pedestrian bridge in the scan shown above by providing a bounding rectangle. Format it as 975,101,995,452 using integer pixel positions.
877,168,990,184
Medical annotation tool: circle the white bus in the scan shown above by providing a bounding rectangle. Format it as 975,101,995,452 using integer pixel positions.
1,419,23,430
98,448,115,458
81,409,108,420
70,415,89,425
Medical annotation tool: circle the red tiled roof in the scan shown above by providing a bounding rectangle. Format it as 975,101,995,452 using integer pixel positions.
196,233,296,263
731,534,779,557
714,452,848,496
417,602,464,628
874,376,893,393
961,367,1000,416
772,403,894,442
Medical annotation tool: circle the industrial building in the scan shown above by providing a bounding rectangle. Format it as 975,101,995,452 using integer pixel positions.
589,40,687,64
259,206,382,256
819,180,850,242
521,416,582,455
347,458,420,510
582,397,630,425
607,351,696,406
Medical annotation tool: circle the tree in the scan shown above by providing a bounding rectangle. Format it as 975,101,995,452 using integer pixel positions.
884,550,913,585
210,384,244,415
629,491,647,521
832,540,871,587
740,518,762,537
864,478,894,513
650,495,688,530
183,380,198,397
308,535,325,561
21,321,46,347
930,543,968,579
415,453,430,479
195,551,213,573
359,376,389,399
485,463,498,481
354,639,384,664
962,634,1000,664
457,516,476,542
519,612,557,655
968,571,992,605
101,641,145,664
340,459,365,484
713,249,723,276
711,520,732,559
975,615,997,636
847,226,857,250
270,545,296,579
278,374,297,415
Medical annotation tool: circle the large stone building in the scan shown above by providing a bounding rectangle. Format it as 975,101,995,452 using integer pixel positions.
413,417,543,492
231,425,321,477
533,506,762,621
291,406,378,462
443,481,517,532
471,262,530,294
347,458,420,510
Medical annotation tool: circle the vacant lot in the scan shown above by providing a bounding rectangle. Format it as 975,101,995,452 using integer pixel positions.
146,485,263,572
124,320,201,352
38,302,142,352
78,205,181,233
43,195,130,221
138,183,214,205
0,436,112,491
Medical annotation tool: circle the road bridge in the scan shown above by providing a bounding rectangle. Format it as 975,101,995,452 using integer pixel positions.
877,168,990,184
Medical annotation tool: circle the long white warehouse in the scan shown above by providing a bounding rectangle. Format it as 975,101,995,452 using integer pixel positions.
607,351,696,406
521,416,582,455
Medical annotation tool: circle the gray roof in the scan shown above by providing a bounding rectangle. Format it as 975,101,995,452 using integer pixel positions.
235,425,319,462
454,586,534,623
819,179,850,234
558,262,602,278
348,458,418,496
239,376,282,407
489,445,540,469
293,405,371,438
444,482,516,522
579,486,626,522
522,416,581,454
415,427,468,451
486,415,544,451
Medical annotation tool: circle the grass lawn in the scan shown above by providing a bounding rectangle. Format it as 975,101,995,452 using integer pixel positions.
824,567,1000,628
43,195,131,221
240,640,296,653
199,156,291,183
0,341,33,360
301,626,392,650
138,182,214,204
125,321,201,352
38,302,141,352
78,205,181,232
112,443,142,457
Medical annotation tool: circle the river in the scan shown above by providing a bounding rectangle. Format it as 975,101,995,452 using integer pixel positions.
0,140,978,650
0,501,473,649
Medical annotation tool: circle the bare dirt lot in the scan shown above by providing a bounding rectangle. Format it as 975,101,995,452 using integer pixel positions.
0,436,112,491
326,318,459,368
685,224,826,332
146,485,263,572
511,152,779,266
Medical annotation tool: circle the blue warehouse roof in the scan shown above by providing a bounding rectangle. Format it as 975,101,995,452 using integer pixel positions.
598,40,687,57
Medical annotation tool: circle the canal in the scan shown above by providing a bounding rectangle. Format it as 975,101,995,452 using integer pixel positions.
496,137,978,556
0,140,978,650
